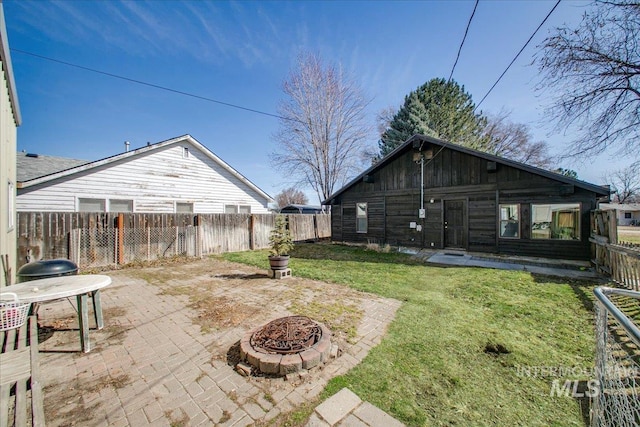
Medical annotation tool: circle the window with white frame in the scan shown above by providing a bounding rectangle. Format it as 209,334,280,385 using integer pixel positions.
109,199,133,212
531,203,580,240
78,198,106,212
7,180,14,231
499,204,519,238
356,202,367,233
176,202,194,213
238,205,251,214
224,205,238,214
183,147,190,159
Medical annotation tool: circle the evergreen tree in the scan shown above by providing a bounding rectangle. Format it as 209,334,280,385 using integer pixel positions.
379,78,489,157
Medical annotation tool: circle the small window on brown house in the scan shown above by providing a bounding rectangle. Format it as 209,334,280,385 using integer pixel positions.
499,204,519,238
356,202,367,233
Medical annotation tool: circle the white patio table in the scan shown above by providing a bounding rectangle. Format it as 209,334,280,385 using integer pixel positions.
7,274,112,353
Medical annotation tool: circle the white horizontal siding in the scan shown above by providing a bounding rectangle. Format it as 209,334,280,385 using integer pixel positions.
17,143,271,213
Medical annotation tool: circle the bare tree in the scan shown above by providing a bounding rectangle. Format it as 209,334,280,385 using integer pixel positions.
272,53,372,204
605,163,640,203
536,0,640,159
275,187,308,208
361,106,397,165
376,106,396,138
482,112,553,169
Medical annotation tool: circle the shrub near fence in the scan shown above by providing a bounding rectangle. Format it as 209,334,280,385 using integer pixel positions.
17,212,330,270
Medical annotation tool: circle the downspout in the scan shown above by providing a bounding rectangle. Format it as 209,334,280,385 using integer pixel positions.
421,155,424,210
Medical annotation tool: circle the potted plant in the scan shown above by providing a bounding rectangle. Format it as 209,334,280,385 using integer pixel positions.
268,215,294,270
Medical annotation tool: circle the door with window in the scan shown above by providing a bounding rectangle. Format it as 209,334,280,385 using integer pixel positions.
444,199,467,249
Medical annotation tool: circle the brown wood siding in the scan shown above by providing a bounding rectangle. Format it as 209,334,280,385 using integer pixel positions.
423,200,443,248
330,145,604,260
335,195,385,244
384,194,420,246
331,205,342,241
468,194,497,253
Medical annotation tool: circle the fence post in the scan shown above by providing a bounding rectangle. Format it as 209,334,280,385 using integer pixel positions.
113,228,118,266
175,227,179,256
147,226,151,261
69,229,80,267
249,215,255,250
313,215,319,240
196,224,201,257
117,213,124,265
608,210,618,244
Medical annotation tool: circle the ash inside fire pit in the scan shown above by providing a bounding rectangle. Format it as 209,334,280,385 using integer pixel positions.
240,316,332,376
251,316,322,354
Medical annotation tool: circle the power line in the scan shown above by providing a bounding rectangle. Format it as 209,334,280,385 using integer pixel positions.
10,48,301,123
474,0,561,112
449,0,479,82
411,1,562,171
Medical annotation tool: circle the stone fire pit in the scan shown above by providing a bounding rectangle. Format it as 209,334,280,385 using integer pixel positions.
239,316,332,376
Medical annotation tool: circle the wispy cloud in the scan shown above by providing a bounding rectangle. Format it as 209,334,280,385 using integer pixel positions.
183,2,230,63
9,0,297,69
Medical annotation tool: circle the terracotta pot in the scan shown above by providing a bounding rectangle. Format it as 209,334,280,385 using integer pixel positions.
268,255,290,270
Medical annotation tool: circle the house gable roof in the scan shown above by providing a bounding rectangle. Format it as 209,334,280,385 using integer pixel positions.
323,134,610,203
17,134,274,202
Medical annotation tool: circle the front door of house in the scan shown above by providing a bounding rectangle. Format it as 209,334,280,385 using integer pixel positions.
444,200,467,249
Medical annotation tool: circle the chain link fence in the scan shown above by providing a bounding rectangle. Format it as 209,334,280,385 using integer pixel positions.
70,226,198,268
592,287,640,426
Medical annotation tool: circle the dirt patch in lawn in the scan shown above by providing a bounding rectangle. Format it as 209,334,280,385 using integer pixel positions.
122,257,365,345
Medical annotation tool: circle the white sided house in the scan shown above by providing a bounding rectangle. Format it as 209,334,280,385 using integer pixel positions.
600,203,640,226
1,4,21,286
17,135,274,214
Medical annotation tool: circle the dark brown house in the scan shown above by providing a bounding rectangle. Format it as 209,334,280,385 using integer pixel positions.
323,135,610,261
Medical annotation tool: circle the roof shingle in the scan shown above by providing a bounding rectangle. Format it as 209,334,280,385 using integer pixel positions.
17,152,89,182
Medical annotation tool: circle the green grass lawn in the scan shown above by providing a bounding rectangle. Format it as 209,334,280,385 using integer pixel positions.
224,244,598,426
618,233,640,245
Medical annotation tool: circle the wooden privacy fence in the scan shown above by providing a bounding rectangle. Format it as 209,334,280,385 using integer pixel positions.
591,210,640,290
17,212,331,270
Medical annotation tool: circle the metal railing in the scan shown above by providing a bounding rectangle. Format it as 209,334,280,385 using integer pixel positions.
592,286,640,426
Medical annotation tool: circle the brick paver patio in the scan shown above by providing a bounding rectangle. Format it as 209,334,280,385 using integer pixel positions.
33,260,402,426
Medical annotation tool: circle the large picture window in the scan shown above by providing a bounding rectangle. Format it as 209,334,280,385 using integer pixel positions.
356,202,367,233
499,204,519,238
531,203,580,240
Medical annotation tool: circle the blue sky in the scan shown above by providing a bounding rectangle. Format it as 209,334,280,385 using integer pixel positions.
4,0,630,204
